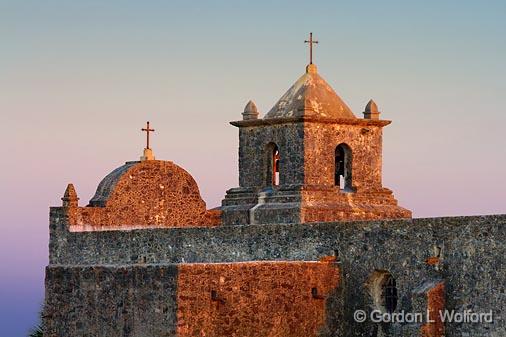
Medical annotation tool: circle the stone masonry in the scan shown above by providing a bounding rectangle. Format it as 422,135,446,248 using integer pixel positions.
44,57,504,337
63,160,220,231
221,64,410,225
45,206,505,336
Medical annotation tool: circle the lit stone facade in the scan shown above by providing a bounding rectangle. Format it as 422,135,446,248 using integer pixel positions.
43,61,504,337
63,160,220,231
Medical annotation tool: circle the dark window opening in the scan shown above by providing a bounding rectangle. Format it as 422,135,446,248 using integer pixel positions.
266,143,280,186
273,148,280,186
335,144,352,191
366,270,399,315
383,276,398,313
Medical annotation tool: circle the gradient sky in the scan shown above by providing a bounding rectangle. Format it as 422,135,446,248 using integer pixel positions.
1,0,505,335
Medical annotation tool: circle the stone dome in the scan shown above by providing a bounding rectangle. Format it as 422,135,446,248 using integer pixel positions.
264,64,356,120
89,161,139,207
86,160,212,227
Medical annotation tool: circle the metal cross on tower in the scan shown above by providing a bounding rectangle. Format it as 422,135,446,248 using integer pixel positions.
304,32,318,65
141,121,155,149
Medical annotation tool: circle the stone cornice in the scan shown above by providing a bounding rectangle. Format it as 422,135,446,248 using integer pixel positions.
230,116,391,127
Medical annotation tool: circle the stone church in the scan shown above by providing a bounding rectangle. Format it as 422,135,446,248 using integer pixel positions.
44,38,504,337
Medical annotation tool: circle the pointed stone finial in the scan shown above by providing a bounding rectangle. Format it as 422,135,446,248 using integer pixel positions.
62,183,79,208
363,99,380,120
242,100,259,120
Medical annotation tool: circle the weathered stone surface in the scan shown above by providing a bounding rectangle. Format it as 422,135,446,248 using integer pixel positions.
47,211,506,337
417,281,445,337
363,99,380,120
44,265,179,337
61,183,79,208
242,100,259,120
264,65,355,119
222,65,410,225
66,160,219,230
177,261,340,337
44,261,340,337
43,62,504,337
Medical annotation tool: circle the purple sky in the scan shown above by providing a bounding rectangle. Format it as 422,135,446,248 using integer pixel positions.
1,1,505,335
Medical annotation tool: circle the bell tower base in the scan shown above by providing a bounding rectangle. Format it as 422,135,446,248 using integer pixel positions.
221,186,411,226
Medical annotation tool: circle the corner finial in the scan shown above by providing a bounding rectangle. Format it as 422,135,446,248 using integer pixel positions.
242,100,259,120
62,183,79,208
363,99,380,120
141,121,155,161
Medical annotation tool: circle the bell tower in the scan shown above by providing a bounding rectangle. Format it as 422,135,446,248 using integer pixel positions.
221,39,411,225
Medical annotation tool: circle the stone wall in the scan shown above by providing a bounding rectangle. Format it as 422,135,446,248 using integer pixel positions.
44,261,340,337
238,123,305,189
303,122,383,190
223,118,410,225
47,212,505,336
235,119,388,191
177,261,340,337
44,265,179,337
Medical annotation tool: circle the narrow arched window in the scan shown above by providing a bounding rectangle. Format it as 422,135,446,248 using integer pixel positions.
335,144,352,191
273,147,280,186
266,143,280,186
366,270,398,314
383,275,398,313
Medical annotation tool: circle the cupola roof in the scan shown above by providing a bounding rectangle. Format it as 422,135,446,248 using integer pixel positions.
264,64,356,120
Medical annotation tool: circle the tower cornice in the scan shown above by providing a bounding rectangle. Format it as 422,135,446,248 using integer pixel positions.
230,116,391,128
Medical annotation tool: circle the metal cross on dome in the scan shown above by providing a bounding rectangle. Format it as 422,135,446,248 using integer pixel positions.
304,32,318,65
141,121,155,149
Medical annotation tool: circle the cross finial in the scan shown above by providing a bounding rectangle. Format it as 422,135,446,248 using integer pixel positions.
140,121,155,161
304,32,318,65
141,121,155,149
